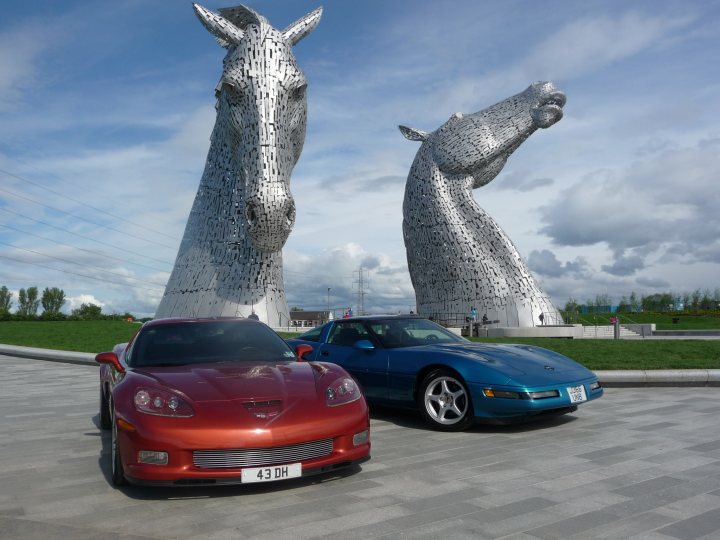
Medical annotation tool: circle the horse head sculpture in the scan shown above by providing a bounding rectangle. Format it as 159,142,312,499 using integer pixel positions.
155,4,321,324
193,3,320,252
400,82,566,327
400,82,565,188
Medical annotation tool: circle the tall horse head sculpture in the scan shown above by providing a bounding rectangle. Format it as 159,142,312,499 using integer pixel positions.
155,4,322,325
400,82,566,327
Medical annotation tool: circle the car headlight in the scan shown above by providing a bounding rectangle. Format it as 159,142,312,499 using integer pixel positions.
590,381,602,390
134,388,194,417
325,377,361,407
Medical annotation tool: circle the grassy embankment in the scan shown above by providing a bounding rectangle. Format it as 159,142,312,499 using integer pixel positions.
1,320,719,371
0,321,139,353
468,337,719,371
571,311,720,330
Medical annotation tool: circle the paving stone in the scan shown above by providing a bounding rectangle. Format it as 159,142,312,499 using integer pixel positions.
2,356,720,539
612,476,686,498
657,508,720,540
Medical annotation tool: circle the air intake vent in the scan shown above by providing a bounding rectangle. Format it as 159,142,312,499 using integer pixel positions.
193,439,333,469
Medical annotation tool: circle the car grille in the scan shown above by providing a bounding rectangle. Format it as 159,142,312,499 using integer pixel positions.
193,439,334,469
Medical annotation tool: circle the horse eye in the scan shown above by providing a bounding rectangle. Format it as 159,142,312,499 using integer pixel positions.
292,84,307,101
222,82,241,100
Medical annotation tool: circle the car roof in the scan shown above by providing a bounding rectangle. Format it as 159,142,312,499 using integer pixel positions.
143,317,261,328
333,315,425,323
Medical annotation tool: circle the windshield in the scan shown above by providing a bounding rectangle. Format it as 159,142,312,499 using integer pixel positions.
297,326,323,342
369,318,467,348
128,321,297,368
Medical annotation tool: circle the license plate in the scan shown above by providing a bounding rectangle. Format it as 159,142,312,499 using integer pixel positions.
567,385,587,403
241,463,302,483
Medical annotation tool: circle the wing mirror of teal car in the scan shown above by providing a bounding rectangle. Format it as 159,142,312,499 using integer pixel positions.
353,340,375,351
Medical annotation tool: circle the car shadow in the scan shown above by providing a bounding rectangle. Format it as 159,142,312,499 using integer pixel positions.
92,413,365,500
368,404,578,433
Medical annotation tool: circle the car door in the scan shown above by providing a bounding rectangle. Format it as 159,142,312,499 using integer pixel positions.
315,321,388,400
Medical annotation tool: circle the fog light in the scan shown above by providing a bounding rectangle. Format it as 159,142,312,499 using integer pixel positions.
353,430,369,446
528,390,560,399
590,381,601,390
138,450,168,465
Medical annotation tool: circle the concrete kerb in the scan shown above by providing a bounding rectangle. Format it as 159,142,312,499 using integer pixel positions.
0,344,96,366
1,343,718,387
595,369,720,387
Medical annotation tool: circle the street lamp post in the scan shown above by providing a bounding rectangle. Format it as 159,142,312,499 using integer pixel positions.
327,287,331,318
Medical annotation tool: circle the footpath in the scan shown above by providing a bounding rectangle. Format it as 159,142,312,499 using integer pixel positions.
1,343,718,387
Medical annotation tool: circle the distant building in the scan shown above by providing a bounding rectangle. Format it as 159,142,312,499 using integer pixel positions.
289,310,333,328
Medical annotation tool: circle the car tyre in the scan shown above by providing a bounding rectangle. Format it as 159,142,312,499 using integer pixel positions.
418,369,474,431
99,384,111,430
111,406,127,486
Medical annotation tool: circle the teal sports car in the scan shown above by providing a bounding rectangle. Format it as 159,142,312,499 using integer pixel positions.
287,316,603,431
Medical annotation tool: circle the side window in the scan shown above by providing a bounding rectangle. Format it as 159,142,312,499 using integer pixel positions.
370,322,409,348
327,323,369,346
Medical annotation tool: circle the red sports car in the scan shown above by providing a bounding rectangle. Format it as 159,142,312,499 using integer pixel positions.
96,318,370,486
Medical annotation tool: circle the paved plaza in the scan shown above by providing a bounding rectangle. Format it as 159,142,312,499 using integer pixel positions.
1,354,720,540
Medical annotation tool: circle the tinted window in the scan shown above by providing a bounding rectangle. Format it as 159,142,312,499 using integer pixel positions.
370,318,466,348
327,322,371,346
129,321,296,367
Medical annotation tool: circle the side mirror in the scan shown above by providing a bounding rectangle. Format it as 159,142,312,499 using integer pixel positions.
353,339,375,351
295,344,313,360
95,351,125,374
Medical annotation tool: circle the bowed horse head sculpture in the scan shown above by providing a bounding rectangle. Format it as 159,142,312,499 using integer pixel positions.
400,81,566,327
400,81,565,187
155,4,321,324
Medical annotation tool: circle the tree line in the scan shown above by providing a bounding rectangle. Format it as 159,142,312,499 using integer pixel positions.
0,285,134,321
564,288,720,314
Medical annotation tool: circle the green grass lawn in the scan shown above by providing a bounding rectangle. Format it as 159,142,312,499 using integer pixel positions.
0,321,140,353
574,312,720,330
469,337,720,371
1,321,719,371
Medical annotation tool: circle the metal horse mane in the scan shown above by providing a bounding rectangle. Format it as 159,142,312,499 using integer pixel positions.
155,4,322,325
400,82,566,327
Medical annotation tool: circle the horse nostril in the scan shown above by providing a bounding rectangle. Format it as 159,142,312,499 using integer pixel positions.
285,206,295,226
246,204,257,226
547,92,566,108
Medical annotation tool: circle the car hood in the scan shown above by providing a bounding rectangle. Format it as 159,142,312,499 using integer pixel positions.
419,343,593,382
132,361,319,403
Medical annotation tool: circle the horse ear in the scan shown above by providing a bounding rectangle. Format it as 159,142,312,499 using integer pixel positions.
192,3,244,48
399,125,429,142
218,5,264,28
282,7,323,46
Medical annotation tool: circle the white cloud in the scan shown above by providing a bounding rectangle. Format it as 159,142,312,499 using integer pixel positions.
0,23,56,112
284,243,414,314
601,255,646,277
492,171,554,192
540,138,720,261
521,12,695,81
527,249,591,279
65,294,104,312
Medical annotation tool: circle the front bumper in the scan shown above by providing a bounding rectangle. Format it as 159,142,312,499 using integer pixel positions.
468,376,603,420
115,413,371,486
125,455,371,486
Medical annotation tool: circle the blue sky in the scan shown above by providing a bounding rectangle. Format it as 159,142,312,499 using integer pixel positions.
1,0,719,318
